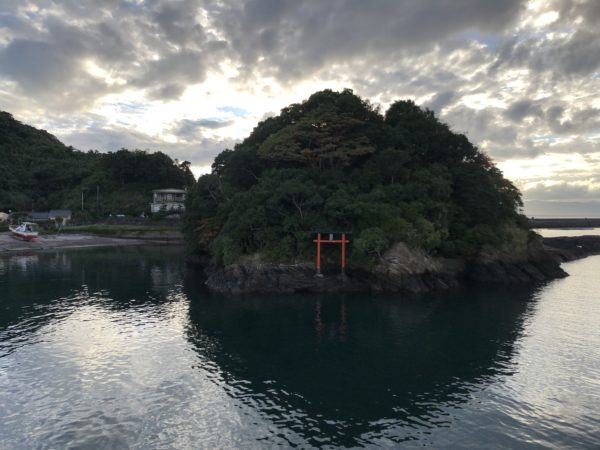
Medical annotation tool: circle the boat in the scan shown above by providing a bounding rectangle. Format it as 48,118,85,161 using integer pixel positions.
9,222,39,240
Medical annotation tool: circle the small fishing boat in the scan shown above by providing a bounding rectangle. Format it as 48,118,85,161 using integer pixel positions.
9,222,39,240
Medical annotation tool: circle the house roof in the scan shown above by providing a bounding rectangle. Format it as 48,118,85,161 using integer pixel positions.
28,212,51,220
49,209,72,218
153,188,185,194
27,210,72,220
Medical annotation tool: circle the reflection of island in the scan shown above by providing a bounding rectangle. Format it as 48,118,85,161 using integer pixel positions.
0,247,184,351
183,278,538,447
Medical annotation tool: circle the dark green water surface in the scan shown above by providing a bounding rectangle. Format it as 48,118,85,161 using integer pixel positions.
1,248,599,449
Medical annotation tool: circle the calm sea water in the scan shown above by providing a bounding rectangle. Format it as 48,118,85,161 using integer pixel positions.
0,248,599,449
535,227,600,238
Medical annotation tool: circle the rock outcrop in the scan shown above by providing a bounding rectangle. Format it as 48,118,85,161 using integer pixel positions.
205,263,369,294
543,235,600,262
370,243,464,293
464,234,568,285
204,236,571,295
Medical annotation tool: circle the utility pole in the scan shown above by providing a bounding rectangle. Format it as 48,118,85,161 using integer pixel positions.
81,190,84,211
96,185,99,210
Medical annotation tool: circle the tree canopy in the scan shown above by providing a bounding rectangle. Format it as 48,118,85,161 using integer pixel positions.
180,88,524,266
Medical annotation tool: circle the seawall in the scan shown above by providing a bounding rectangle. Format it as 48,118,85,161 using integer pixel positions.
529,218,600,228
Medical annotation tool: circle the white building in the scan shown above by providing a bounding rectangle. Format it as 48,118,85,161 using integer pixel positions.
151,189,186,213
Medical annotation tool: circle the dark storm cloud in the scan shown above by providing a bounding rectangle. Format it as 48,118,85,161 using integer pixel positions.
443,106,519,148
210,0,524,81
552,0,600,27
1,0,599,210
0,0,526,108
0,40,75,90
551,30,600,76
424,91,456,114
504,99,543,123
57,117,234,167
130,49,210,99
0,0,226,106
545,104,600,135
174,118,235,140
0,35,115,109
0,1,594,112
491,6,600,79
152,0,208,46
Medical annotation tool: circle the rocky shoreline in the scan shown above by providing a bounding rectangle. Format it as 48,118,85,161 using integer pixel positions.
542,235,600,262
201,235,600,295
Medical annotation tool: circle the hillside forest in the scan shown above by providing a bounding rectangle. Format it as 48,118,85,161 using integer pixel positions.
0,111,194,217
183,89,527,267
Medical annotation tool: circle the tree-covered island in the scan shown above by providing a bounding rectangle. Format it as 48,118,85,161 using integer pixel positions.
183,89,565,293
0,91,565,292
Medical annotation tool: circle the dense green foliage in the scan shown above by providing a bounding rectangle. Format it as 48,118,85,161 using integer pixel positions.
184,89,523,266
0,111,194,216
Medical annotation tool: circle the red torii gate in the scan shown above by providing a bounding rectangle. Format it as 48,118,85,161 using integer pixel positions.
312,230,352,276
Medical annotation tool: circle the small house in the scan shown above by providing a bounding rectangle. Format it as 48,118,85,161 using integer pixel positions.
28,212,52,222
49,210,72,226
151,189,186,213
27,210,72,227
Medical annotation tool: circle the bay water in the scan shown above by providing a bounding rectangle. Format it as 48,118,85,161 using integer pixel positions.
0,247,599,448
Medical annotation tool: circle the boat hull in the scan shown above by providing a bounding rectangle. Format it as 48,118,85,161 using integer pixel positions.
9,227,38,241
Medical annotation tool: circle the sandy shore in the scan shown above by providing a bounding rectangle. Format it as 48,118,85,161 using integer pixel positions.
0,232,175,254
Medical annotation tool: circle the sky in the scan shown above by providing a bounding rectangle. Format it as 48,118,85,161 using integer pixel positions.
1,0,599,217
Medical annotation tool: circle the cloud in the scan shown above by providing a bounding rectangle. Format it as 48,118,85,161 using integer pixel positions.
522,179,600,216
55,117,234,168
504,99,543,122
524,182,600,202
0,0,229,107
209,0,524,83
0,0,599,216
424,91,455,114
544,104,600,135
0,40,68,89
174,118,235,140
524,200,600,218
491,5,600,79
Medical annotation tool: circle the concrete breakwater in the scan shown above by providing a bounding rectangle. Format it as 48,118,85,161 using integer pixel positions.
543,235,600,261
529,218,600,228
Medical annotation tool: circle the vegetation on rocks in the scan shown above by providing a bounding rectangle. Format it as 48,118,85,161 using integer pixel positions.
184,89,526,267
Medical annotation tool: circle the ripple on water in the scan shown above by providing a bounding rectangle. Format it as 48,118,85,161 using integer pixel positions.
1,250,600,448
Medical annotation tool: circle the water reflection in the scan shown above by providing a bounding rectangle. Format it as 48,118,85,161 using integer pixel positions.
183,276,537,446
2,249,597,448
0,247,185,358
0,248,196,449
